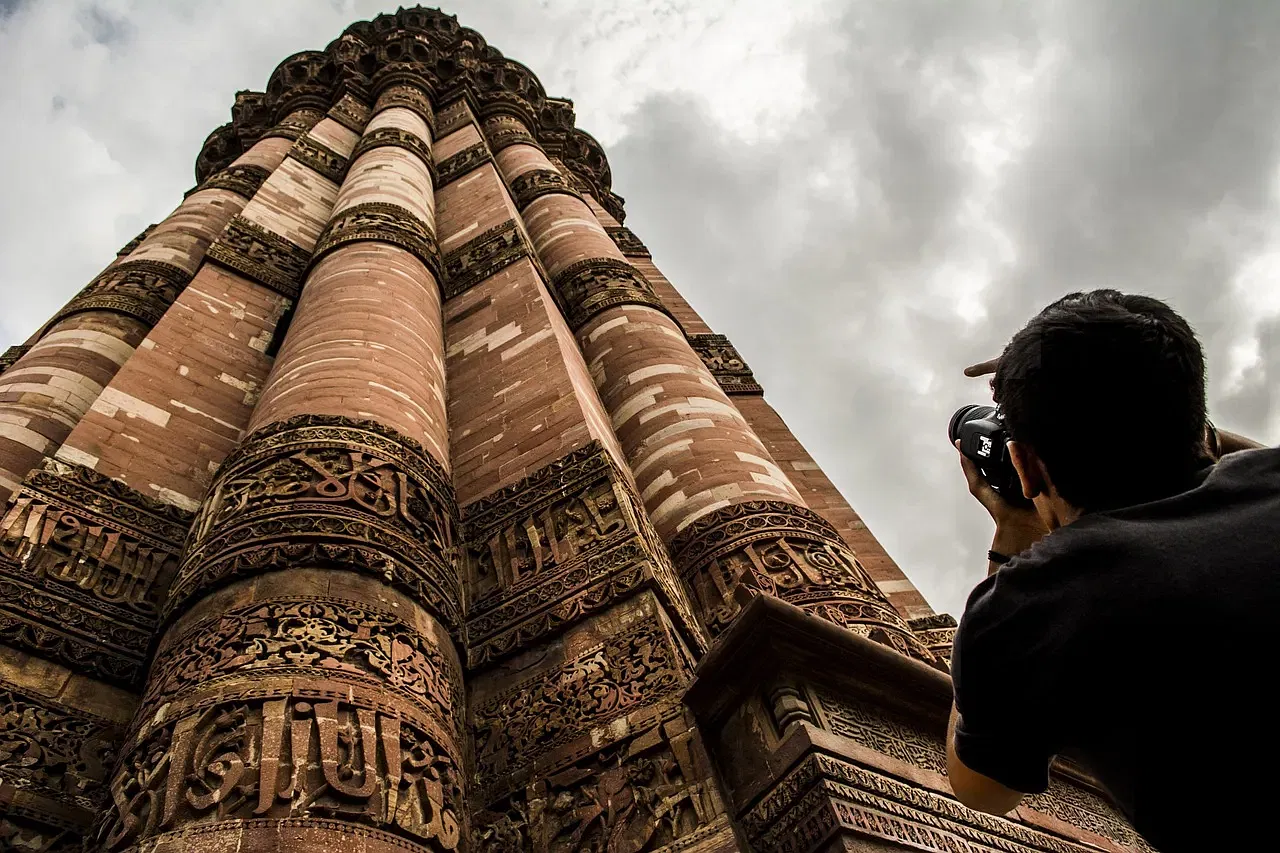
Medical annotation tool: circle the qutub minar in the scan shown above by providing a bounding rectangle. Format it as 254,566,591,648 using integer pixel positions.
0,7,1150,853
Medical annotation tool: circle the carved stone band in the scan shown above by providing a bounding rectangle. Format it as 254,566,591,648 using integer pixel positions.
441,218,530,300
350,126,436,179
605,225,650,257
434,99,471,139
551,257,671,332
168,414,460,631
311,201,441,279
200,163,272,200
260,108,325,142
287,134,349,184
116,224,156,257
0,344,30,374
373,81,437,137
54,259,193,327
207,215,312,299
909,612,958,664
689,333,764,396
329,93,372,134
436,141,492,188
668,499,933,662
508,168,582,210
486,125,541,154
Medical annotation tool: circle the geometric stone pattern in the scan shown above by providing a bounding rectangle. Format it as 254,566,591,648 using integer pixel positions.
689,333,764,395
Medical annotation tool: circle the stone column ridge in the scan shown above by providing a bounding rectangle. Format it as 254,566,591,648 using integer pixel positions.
310,201,441,281
668,498,934,662
552,256,675,332
0,458,193,687
460,439,707,669
165,414,459,632
688,333,764,396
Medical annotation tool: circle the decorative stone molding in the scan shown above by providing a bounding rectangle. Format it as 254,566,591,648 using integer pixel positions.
53,259,193,328
116,224,156,257
434,99,471,139
669,499,931,661
909,612,958,665
287,134,349,184
486,124,540,154
260,108,325,142
460,441,705,668
207,215,313,299
373,82,437,137
200,163,272,199
168,415,460,632
551,257,670,332
0,345,30,374
689,333,764,395
435,141,491,187
605,225,650,257
508,167,581,209
440,218,529,300
350,126,435,178
311,201,440,279
329,92,372,134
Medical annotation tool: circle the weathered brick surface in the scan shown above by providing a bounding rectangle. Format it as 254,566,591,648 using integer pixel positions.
733,394,935,620
55,265,287,511
433,122,483,161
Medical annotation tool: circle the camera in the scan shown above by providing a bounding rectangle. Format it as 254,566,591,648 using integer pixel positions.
949,405,1032,507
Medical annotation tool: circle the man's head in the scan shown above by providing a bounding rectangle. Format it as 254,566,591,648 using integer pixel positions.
993,290,1208,519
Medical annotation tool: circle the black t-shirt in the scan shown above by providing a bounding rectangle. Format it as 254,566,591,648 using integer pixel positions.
952,447,1280,851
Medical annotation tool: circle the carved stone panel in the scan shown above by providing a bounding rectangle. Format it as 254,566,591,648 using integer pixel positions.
54,259,193,327
200,163,273,200
552,257,670,332
170,415,460,632
669,500,932,662
434,99,472,139
376,84,437,137
508,168,581,210
330,93,373,134
351,126,436,178
909,613,957,665
312,201,441,279
207,214,313,299
688,334,763,396
0,344,30,375
288,134,350,184
437,141,493,188
441,218,530,300
116,224,157,257
604,226,650,257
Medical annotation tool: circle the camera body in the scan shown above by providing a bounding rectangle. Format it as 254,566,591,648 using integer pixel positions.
949,405,1033,507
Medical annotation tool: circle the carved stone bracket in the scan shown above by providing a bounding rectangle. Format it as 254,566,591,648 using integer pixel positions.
53,259,193,328
436,141,492,188
206,215,313,299
168,415,460,632
669,500,932,662
0,459,192,685
689,333,764,396
350,126,436,181
551,257,672,332
116,224,157,257
287,134,350,184
311,201,441,280
909,612,958,665
605,225,650,257
0,345,30,375
460,441,705,669
441,218,530,300
508,168,581,210
329,93,372,134
200,163,273,200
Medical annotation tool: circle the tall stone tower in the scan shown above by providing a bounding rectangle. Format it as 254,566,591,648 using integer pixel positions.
0,8,1150,853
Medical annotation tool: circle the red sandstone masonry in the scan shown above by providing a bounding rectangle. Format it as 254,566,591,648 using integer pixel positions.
629,256,713,336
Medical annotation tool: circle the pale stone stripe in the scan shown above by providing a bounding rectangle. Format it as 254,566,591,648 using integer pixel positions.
91,388,171,427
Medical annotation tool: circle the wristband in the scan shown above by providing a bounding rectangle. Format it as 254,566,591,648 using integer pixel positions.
987,550,1012,565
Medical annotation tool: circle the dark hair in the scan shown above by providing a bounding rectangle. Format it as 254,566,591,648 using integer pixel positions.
992,290,1208,511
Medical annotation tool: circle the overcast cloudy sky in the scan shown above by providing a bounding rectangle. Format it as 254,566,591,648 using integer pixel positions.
2,0,1278,616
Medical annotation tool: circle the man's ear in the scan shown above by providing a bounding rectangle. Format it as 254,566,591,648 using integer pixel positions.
1007,440,1048,501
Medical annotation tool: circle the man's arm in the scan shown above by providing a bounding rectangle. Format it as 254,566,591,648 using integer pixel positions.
947,705,1025,815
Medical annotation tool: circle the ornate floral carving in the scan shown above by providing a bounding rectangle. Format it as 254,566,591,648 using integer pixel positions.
351,126,435,177
97,695,463,851
473,708,724,852
551,257,669,332
330,93,372,134
441,218,530,299
909,613,957,664
54,259,192,327
169,415,459,631
668,500,931,661
688,333,763,395
207,215,313,299
509,168,580,209
288,134,350,184
0,344,30,374
436,140,492,187
604,226,649,257
116,224,156,257
200,163,272,200
312,201,441,279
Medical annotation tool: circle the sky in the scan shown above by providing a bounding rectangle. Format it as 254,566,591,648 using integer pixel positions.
2,0,1278,616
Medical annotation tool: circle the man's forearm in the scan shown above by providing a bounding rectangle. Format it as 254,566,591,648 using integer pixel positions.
1218,428,1265,455
987,525,1045,576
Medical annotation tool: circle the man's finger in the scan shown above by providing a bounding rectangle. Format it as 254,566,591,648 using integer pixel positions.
963,357,1000,378
956,441,987,495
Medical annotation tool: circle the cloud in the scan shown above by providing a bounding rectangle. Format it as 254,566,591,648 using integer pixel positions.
2,0,1277,615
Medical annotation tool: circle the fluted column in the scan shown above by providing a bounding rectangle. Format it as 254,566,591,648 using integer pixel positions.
0,112,316,503
484,114,928,661
99,83,464,853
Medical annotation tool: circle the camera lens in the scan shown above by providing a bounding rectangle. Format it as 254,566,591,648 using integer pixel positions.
949,404,997,444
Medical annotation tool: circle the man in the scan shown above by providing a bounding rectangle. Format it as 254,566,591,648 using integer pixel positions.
946,289,1276,851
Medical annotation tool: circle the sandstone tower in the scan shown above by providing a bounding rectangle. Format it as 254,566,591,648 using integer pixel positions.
0,8,1150,852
